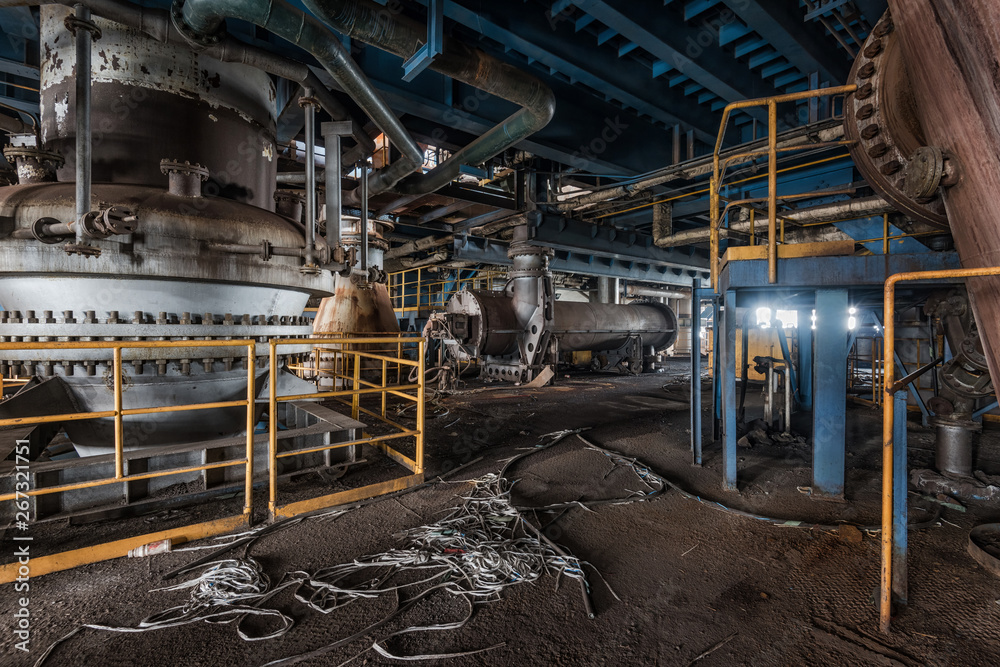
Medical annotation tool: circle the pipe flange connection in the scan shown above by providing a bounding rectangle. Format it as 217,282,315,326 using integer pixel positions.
161,159,210,197
507,241,554,260
160,159,209,180
63,14,102,40
3,146,64,184
169,0,225,48
297,96,320,109
843,9,949,228
63,242,101,258
903,147,960,201
30,217,69,244
299,263,321,276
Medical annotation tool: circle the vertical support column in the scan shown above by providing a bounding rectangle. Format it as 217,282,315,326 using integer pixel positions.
690,281,702,466
322,120,356,252
268,342,278,518
892,390,908,606
798,309,813,410
596,277,611,304
302,89,317,266
722,290,737,491
812,289,848,499
73,4,96,245
712,296,721,441
244,344,255,517
610,277,620,304
359,163,369,274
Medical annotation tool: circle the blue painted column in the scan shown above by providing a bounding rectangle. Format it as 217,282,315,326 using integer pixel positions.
722,290,738,491
812,289,848,498
690,281,702,466
712,297,722,441
798,309,813,410
892,390,909,606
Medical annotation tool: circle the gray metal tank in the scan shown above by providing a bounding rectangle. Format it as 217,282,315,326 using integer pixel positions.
0,9,332,454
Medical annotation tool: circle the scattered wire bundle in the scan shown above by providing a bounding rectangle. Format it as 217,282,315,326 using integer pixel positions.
33,557,294,667
267,472,586,664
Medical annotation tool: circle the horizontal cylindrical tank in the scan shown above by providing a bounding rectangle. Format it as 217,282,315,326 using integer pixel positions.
446,290,676,354
551,300,676,351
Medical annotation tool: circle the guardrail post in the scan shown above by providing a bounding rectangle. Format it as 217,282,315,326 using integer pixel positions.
268,341,278,518
416,338,425,474
245,343,255,518
113,346,124,480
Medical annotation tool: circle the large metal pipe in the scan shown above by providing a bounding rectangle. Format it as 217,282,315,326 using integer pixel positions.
73,3,94,245
321,124,343,249
178,0,423,194
302,0,556,195
886,0,1000,385
359,161,369,274
550,300,676,352
446,290,675,354
653,195,893,247
627,285,689,300
557,121,845,212
303,89,317,266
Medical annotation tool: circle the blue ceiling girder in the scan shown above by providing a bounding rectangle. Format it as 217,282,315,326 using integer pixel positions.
429,0,721,143
571,0,777,118
720,0,850,85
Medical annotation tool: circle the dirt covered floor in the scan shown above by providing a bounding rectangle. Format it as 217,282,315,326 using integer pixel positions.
3,360,1000,666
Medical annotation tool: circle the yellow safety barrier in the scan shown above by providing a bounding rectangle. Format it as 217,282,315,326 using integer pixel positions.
0,339,257,583
389,267,505,316
267,336,425,520
709,85,858,290
880,266,1000,633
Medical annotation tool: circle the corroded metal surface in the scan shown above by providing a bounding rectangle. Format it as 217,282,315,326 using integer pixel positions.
40,5,277,209
887,0,1000,383
844,10,948,228
312,274,400,336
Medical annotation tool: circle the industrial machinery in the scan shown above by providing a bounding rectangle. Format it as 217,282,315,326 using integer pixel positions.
428,226,677,383
0,5,364,515
845,3,1000,483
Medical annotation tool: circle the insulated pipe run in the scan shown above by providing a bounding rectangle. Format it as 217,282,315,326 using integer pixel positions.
654,196,893,247
626,286,690,300
73,4,95,245
359,161,369,274
303,89,317,266
303,0,556,196
178,0,422,192
321,124,342,249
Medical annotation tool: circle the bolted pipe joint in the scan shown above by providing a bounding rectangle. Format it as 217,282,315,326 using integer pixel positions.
15,206,138,248
160,159,210,197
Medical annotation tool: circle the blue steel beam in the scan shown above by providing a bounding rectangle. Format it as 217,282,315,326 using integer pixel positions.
720,0,850,85
812,288,848,499
572,0,778,115
530,213,710,273
891,389,908,604
451,236,710,286
722,291,738,491
433,0,721,142
798,309,813,409
691,280,703,465
720,252,962,291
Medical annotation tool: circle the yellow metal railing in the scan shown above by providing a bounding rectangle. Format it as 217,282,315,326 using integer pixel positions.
0,338,257,583
880,267,1000,633
0,334,427,580
389,267,506,316
267,336,425,520
709,85,858,290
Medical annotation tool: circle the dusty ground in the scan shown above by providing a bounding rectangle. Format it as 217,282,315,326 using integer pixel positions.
3,360,1000,666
